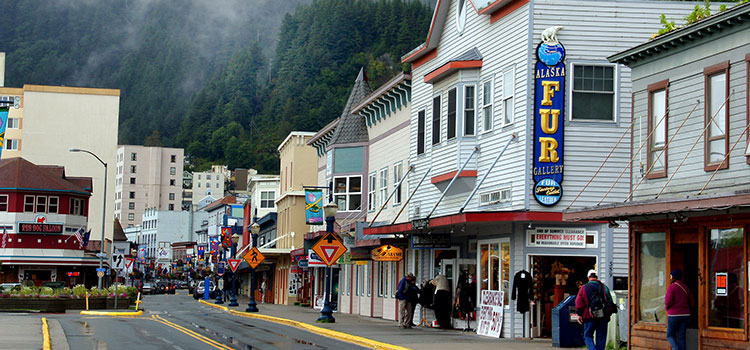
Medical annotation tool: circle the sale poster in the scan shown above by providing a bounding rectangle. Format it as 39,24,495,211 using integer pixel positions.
476,290,504,338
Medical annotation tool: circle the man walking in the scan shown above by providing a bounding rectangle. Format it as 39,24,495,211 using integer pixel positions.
397,273,416,328
575,269,612,350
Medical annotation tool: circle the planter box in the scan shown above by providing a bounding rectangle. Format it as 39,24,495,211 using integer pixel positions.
87,297,107,309
0,298,66,313
106,299,131,309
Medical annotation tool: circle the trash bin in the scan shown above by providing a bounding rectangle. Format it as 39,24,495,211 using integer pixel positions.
551,295,584,347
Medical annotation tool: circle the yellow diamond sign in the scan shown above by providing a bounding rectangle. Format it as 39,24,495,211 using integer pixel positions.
243,247,265,269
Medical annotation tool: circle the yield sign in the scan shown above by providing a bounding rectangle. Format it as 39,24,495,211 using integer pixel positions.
124,258,134,269
312,233,347,267
227,259,241,272
243,247,265,269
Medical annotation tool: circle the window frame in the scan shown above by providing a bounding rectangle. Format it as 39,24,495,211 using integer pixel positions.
260,191,275,209
569,62,617,123
503,67,515,126
482,78,493,133
333,176,362,212
463,84,476,136
704,61,730,172
0,195,8,212
367,172,377,212
432,95,441,145
447,88,457,140
704,225,747,337
48,196,58,214
5,139,18,150
647,79,669,179
392,161,403,206
379,167,388,208
417,110,425,155
633,229,669,326
24,195,35,212
7,118,19,129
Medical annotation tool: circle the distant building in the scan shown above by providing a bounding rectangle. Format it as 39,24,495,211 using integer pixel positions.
114,145,184,227
134,208,206,276
247,175,280,223
191,166,227,208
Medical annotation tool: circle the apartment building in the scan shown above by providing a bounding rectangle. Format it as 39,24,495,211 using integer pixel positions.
191,166,227,207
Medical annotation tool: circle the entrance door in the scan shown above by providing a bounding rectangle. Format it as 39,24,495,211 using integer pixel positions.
440,259,456,293
671,242,699,350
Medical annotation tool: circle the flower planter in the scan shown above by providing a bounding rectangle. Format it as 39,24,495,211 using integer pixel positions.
106,299,131,309
87,297,107,309
0,298,66,313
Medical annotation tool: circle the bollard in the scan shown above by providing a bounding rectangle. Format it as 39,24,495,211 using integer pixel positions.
135,292,142,311
85,292,89,311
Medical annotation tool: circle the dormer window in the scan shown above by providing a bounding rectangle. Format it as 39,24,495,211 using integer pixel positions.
456,0,467,35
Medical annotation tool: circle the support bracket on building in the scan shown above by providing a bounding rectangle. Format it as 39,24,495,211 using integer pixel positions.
369,165,414,227
391,165,432,225
459,134,516,213
427,146,479,219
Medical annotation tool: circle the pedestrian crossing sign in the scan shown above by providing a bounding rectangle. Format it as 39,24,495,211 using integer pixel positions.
243,247,265,269
312,233,347,267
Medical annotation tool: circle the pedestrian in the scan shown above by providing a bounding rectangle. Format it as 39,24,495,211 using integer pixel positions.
665,269,694,350
432,274,452,328
260,278,268,304
406,275,420,327
396,273,415,328
575,269,613,350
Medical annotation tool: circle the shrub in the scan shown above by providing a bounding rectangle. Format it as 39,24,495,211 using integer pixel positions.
40,287,54,296
72,284,88,297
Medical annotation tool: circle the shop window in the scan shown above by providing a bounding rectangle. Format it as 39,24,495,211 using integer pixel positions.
708,227,745,329
638,232,666,323
379,167,388,207
0,195,7,212
482,79,493,132
378,262,386,296
391,262,397,298
464,85,476,136
447,88,457,139
647,80,668,178
333,176,362,212
367,172,376,212
432,95,441,145
367,263,371,297
503,66,515,125
356,265,362,296
260,191,275,209
417,110,425,155
571,64,616,122
393,162,403,205
479,239,511,308
704,62,730,171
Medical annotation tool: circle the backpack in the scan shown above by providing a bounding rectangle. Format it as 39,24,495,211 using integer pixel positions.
586,281,617,319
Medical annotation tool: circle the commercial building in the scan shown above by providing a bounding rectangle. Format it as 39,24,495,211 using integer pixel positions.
114,145,184,227
566,4,750,349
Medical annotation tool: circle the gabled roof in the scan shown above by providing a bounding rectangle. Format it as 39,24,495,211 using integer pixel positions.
0,157,91,196
113,219,128,242
203,196,237,212
328,68,373,145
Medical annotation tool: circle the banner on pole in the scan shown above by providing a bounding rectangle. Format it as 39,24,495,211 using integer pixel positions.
305,189,324,225
0,107,8,161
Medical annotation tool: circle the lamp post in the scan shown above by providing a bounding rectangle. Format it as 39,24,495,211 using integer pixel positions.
229,232,240,306
317,203,338,323
69,148,107,289
215,245,224,304
246,222,260,312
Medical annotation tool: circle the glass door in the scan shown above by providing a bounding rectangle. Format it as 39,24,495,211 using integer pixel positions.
477,239,511,308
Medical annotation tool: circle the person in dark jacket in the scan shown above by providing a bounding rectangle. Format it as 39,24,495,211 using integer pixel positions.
396,273,417,328
665,270,693,350
575,269,610,350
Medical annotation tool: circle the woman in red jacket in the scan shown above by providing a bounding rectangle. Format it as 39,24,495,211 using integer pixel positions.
665,270,694,350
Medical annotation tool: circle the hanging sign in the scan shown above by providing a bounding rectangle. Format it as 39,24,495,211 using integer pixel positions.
0,107,8,160
716,272,728,296
371,245,403,262
220,227,232,249
527,227,586,248
411,233,451,249
533,27,566,207
197,245,205,258
305,189,324,225
477,290,504,338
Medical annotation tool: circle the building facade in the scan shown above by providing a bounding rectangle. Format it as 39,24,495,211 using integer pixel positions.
191,167,227,208
114,145,184,227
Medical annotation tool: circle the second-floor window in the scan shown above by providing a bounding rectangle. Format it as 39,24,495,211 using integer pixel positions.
48,197,58,214
464,85,475,136
483,80,493,132
260,191,275,209
432,96,441,145
334,176,362,211
368,173,377,212
417,110,425,155
70,198,85,216
704,62,729,170
5,139,18,150
447,88,457,139
571,64,615,122
648,80,668,178
0,195,7,212
503,67,515,125
379,167,388,207
393,162,403,205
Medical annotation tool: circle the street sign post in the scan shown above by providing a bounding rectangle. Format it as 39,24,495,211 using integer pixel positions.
312,233,347,267
227,259,241,272
243,247,264,269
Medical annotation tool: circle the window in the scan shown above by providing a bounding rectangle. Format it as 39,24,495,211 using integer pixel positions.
131,153,137,161
197,174,201,180
378,262,386,296
464,85,476,136
129,202,135,210
368,173,377,212
169,193,175,200
503,68,515,125
128,213,134,221
482,80,493,131
704,62,730,171
647,80,668,178
393,162,403,205
69,198,84,216
5,139,18,150
216,183,219,188
638,232,666,322
207,175,212,180
197,182,201,188
130,177,136,184
260,191,275,209
379,167,388,207
130,165,136,173
417,110,425,155
129,191,135,199
170,179,176,186
456,0,467,34
432,96,441,145
478,240,511,308
7,118,19,129
391,262,397,298
447,88,457,139
366,263,371,297
24,195,35,212
333,176,362,211
35,196,46,213
571,64,615,121
0,195,8,211
170,155,176,163
170,167,176,175
48,197,58,214
708,227,745,329
169,204,174,211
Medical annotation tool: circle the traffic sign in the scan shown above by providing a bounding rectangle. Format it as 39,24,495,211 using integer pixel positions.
96,270,104,278
124,257,135,271
312,233,347,267
216,262,225,276
111,254,125,270
227,259,241,272
243,247,265,269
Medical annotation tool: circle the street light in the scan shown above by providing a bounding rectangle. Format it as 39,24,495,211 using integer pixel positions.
69,148,108,290
246,222,260,312
229,232,240,306
215,244,224,304
317,202,338,323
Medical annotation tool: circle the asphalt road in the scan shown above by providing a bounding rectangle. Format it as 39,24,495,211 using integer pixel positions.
48,293,368,350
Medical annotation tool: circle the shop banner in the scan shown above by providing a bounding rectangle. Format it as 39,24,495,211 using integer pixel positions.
209,236,220,256
527,227,586,248
0,107,8,161
221,227,232,249
371,245,403,261
411,233,451,249
137,244,147,263
305,189,324,225
197,245,205,258
307,249,326,267
477,290,504,338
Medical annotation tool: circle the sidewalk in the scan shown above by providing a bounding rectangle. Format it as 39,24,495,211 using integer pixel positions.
0,314,43,350
201,295,554,350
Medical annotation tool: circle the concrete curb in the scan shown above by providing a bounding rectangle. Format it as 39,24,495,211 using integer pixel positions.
41,317,51,350
198,299,229,311
47,318,70,350
79,310,144,316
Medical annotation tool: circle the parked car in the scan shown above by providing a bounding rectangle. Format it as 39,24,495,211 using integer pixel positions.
141,282,155,295
178,280,188,289
0,282,21,292
193,281,216,299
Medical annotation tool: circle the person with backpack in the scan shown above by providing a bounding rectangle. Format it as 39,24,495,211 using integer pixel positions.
575,269,616,350
665,269,694,350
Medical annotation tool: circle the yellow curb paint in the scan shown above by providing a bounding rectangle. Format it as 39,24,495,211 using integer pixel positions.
151,315,232,350
198,299,229,311
79,310,144,316
41,317,51,350
227,309,412,350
